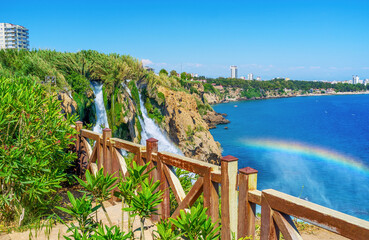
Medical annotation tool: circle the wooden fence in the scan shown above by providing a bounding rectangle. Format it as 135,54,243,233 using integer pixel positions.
73,121,369,240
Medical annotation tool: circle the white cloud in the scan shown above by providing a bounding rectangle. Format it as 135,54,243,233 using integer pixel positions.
309,66,321,69
141,59,152,66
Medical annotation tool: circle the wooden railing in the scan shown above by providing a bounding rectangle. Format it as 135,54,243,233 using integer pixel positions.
73,121,369,240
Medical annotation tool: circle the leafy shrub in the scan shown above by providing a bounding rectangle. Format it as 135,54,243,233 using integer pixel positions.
0,77,77,226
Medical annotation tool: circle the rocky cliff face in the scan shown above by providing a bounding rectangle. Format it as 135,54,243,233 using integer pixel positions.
157,86,222,164
58,92,78,115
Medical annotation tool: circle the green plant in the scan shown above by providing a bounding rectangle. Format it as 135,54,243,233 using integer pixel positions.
170,204,220,240
153,219,181,240
114,161,154,235
75,168,117,226
125,179,163,240
56,192,100,236
94,225,132,240
0,76,77,226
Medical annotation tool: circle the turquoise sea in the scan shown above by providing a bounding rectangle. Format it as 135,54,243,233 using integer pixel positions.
210,94,369,220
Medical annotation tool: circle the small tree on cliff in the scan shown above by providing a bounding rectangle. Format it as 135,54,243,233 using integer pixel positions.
159,69,168,76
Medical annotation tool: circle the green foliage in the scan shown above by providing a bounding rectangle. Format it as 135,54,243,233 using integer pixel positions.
58,192,132,240
159,69,168,76
154,219,181,240
76,168,117,203
66,72,90,94
169,70,178,77
157,92,166,105
75,168,117,226
144,97,164,125
128,81,142,116
56,192,100,236
169,204,220,240
241,88,261,99
195,98,213,116
0,76,77,225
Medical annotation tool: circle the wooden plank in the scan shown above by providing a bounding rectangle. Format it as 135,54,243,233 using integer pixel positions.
113,148,128,176
203,168,219,223
260,192,280,240
81,129,101,141
272,211,302,240
81,137,92,158
86,144,97,172
238,168,258,239
162,164,186,203
158,152,220,176
102,129,112,175
112,138,145,154
157,157,170,219
90,162,98,176
263,189,369,240
171,177,204,219
248,190,262,205
221,156,238,240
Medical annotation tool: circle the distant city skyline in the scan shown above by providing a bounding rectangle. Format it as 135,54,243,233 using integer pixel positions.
0,0,368,81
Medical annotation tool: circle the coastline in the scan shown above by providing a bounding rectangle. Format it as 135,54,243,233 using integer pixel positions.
214,90,369,105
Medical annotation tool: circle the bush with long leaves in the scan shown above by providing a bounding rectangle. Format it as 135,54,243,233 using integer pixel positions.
0,76,77,226
75,168,117,226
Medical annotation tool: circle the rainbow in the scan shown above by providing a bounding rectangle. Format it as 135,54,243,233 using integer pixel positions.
241,138,369,174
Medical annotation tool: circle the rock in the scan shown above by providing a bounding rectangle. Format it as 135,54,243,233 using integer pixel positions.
158,86,222,164
58,92,77,115
203,92,220,105
202,111,230,129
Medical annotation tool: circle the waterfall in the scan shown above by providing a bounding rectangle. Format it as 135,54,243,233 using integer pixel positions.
138,93,182,155
91,81,109,134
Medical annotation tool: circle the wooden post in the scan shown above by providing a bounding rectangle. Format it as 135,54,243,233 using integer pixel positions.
221,155,239,240
102,128,112,175
203,168,219,223
260,192,280,240
146,138,159,221
238,167,258,239
158,153,170,220
75,121,83,177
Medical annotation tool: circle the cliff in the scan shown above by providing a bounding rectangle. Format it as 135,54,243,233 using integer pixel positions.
156,86,222,164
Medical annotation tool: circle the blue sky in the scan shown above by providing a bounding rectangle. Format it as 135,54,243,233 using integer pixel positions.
1,0,368,80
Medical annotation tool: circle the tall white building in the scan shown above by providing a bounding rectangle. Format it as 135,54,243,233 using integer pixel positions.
247,73,254,80
352,75,359,84
230,66,238,79
0,23,29,50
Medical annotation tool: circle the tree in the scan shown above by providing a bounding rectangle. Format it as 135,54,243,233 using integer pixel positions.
170,70,177,77
159,69,168,76
180,72,187,80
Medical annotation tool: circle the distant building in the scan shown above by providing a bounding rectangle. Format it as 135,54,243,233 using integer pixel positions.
285,77,290,81
230,66,238,79
144,66,154,72
364,79,369,85
352,75,359,84
240,76,246,80
0,23,29,50
256,76,262,81
247,73,253,80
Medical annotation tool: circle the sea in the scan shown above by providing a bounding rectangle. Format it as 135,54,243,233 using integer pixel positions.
210,94,369,221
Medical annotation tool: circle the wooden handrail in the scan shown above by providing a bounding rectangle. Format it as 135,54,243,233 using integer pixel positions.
262,189,369,239
73,124,369,240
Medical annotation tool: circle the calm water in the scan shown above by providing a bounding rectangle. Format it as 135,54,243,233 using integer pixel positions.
211,94,369,220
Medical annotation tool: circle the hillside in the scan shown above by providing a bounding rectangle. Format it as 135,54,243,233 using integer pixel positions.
0,49,227,163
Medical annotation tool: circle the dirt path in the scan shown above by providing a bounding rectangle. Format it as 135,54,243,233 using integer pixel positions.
0,202,156,240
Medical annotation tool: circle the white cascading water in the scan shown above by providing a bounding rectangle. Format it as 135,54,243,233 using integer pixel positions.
138,93,182,155
91,81,109,134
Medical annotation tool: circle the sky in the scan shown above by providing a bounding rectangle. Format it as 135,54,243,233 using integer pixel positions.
1,0,368,81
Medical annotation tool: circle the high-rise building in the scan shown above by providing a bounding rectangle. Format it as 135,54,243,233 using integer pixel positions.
352,75,359,84
230,66,238,79
0,23,29,50
256,76,261,81
247,73,253,80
